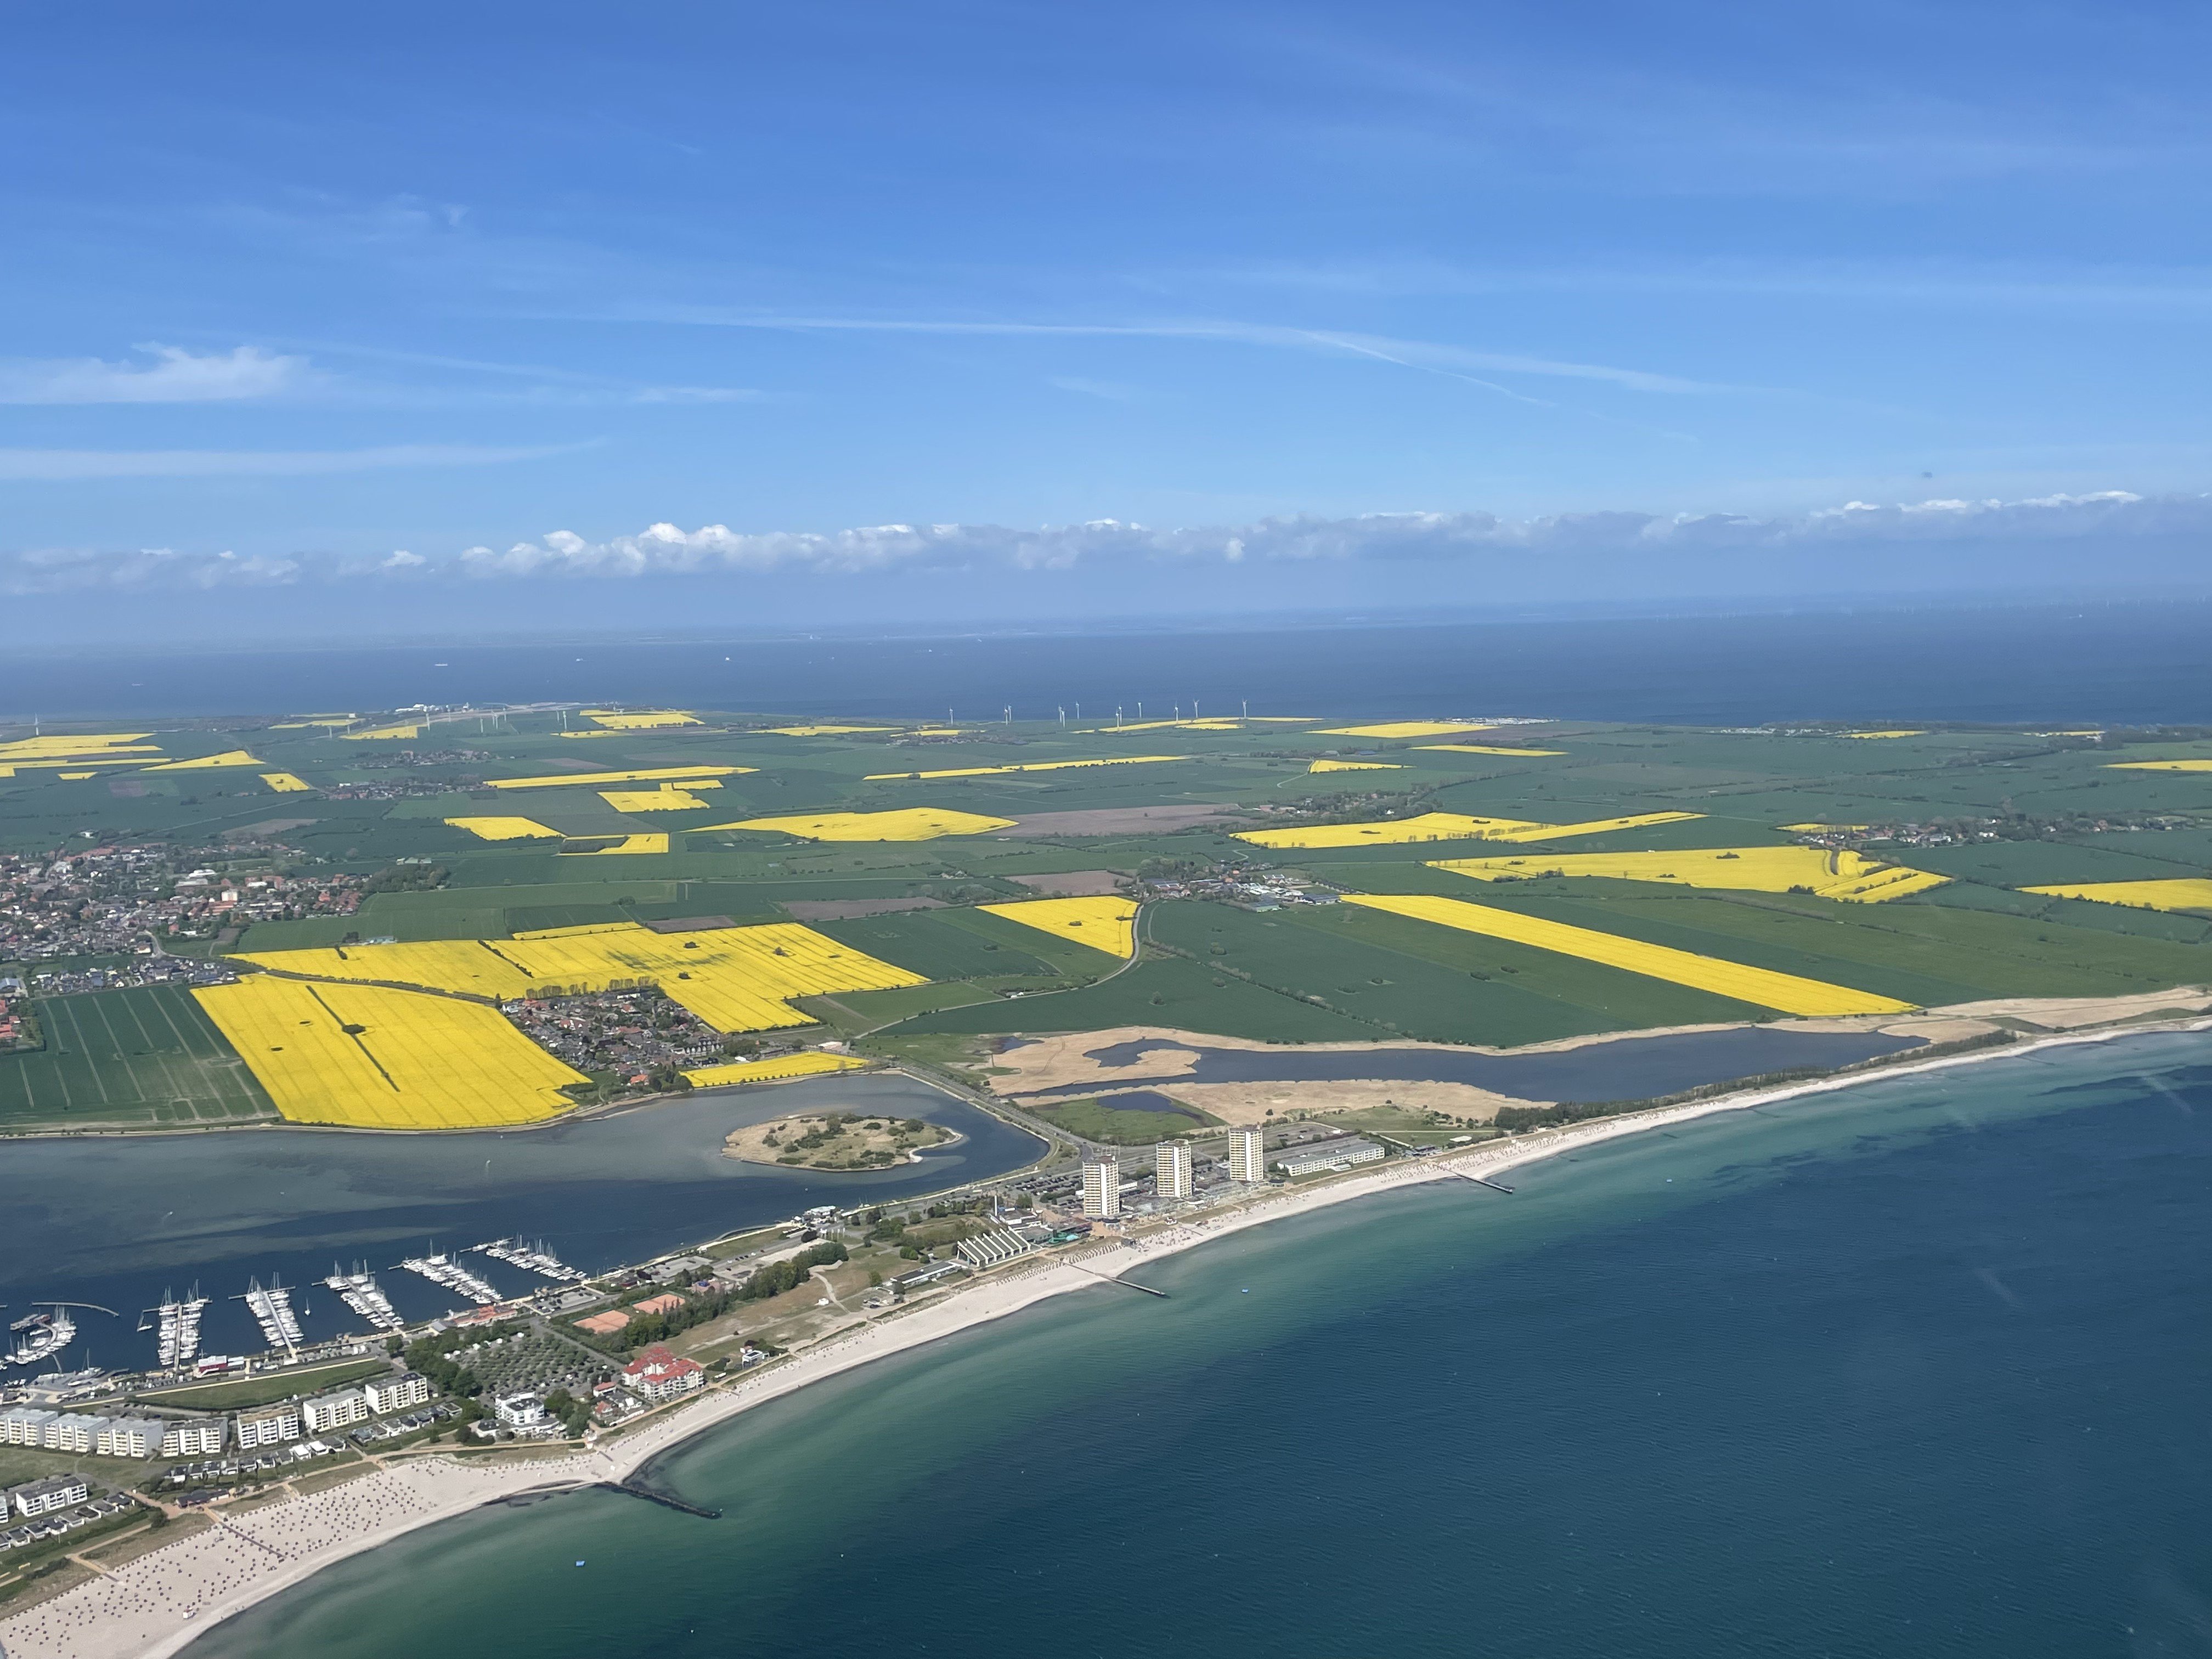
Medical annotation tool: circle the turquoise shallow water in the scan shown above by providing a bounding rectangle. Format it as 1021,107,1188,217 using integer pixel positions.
187,1032,2212,1658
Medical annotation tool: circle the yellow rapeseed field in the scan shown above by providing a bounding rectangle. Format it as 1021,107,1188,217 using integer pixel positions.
145,750,264,771
1780,822,1872,833
866,755,1190,781
1341,894,1915,1017
1082,718,1244,733
341,725,422,741
582,709,702,729
599,786,720,811
1310,760,1404,772
0,733,155,760
979,896,1138,957
445,816,561,841
2022,879,2212,912
1237,810,1702,849
560,833,672,855
487,764,752,789
754,725,899,736
57,771,94,780
557,731,626,738
703,807,1017,841
1315,721,1496,739
1429,846,1948,903
682,1052,871,1087
2106,760,2212,772
1844,730,1927,740
194,975,587,1128
236,920,924,1034
1415,744,1566,757
261,772,313,793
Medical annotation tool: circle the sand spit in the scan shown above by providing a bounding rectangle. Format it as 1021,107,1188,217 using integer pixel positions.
7,1014,2206,1659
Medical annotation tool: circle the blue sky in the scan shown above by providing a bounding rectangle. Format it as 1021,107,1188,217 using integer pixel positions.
6,0,2211,638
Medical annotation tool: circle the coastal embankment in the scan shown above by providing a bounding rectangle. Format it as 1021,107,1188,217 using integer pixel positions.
5,1012,2205,1659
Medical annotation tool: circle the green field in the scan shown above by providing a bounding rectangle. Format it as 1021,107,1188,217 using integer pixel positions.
133,1357,391,1410
0,985,276,1130
1031,1094,1223,1142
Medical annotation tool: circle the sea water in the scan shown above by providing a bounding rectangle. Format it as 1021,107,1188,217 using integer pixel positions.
9,602,2210,724
183,1031,2212,1657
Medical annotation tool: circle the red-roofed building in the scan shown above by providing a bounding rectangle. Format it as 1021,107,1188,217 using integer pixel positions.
623,1345,705,1404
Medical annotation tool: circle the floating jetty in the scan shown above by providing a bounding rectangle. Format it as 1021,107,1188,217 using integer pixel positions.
472,1237,586,1283
238,1277,303,1353
324,1266,406,1332
5,1308,77,1368
400,1252,502,1306
141,1289,208,1368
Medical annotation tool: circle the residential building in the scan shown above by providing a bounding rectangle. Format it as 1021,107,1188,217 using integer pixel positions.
1272,1137,1386,1178
493,1393,547,1429
0,1407,57,1446
9,1475,90,1517
302,1390,370,1434
363,1372,431,1415
41,1413,108,1453
1155,1140,1193,1201
94,1419,161,1459
234,1403,302,1449
1082,1155,1122,1219
1228,1126,1267,1184
622,1344,706,1404
159,1418,227,1458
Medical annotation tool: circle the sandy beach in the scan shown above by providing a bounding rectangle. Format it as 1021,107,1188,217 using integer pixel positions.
4,1012,2204,1659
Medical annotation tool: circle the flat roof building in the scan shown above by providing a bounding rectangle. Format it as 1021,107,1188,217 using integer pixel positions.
160,1418,227,1458
303,1390,370,1434
1155,1140,1193,1201
364,1373,432,1415
234,1402,302,1449
9,1475,90,1517
1272,1137,1386,1178
1081,1156,1122,1220
0,1407,57,1447
41,1413,107,1453
94,1419,161,1459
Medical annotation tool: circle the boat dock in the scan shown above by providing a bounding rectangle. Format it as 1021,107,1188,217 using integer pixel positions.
324,1267,406,1332
238,1278,302,1353
143,1290,208,1368
6,1307,78,1368
400,1252,502,1306
472,1237,586,1283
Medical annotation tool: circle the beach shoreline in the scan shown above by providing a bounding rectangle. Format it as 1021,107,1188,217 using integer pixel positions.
7,1011,2205,1659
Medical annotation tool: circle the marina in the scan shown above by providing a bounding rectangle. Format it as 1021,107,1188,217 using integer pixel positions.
472,1237,586,1283
399,1253,503,1307
238,1277,303,1355
4,1307,77,1369
140,1289,208,1368
323,1267,407,1332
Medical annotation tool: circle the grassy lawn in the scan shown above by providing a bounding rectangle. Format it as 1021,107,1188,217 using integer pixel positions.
133,1357,391,1411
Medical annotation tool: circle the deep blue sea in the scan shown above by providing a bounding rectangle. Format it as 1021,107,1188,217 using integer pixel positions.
183,1032,2212,1658
9,601,2211,725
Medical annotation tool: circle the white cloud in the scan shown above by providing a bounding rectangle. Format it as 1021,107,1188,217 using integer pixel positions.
0,345,306,404
0,442,580,481
5,487,2203,596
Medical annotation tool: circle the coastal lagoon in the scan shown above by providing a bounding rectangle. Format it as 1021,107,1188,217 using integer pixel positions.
0,1076,1043,1370
183,1030,2212,1658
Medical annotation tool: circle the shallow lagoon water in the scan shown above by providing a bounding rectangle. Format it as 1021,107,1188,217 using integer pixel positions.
184,1030,2212,1658
0,1075,1043,1367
